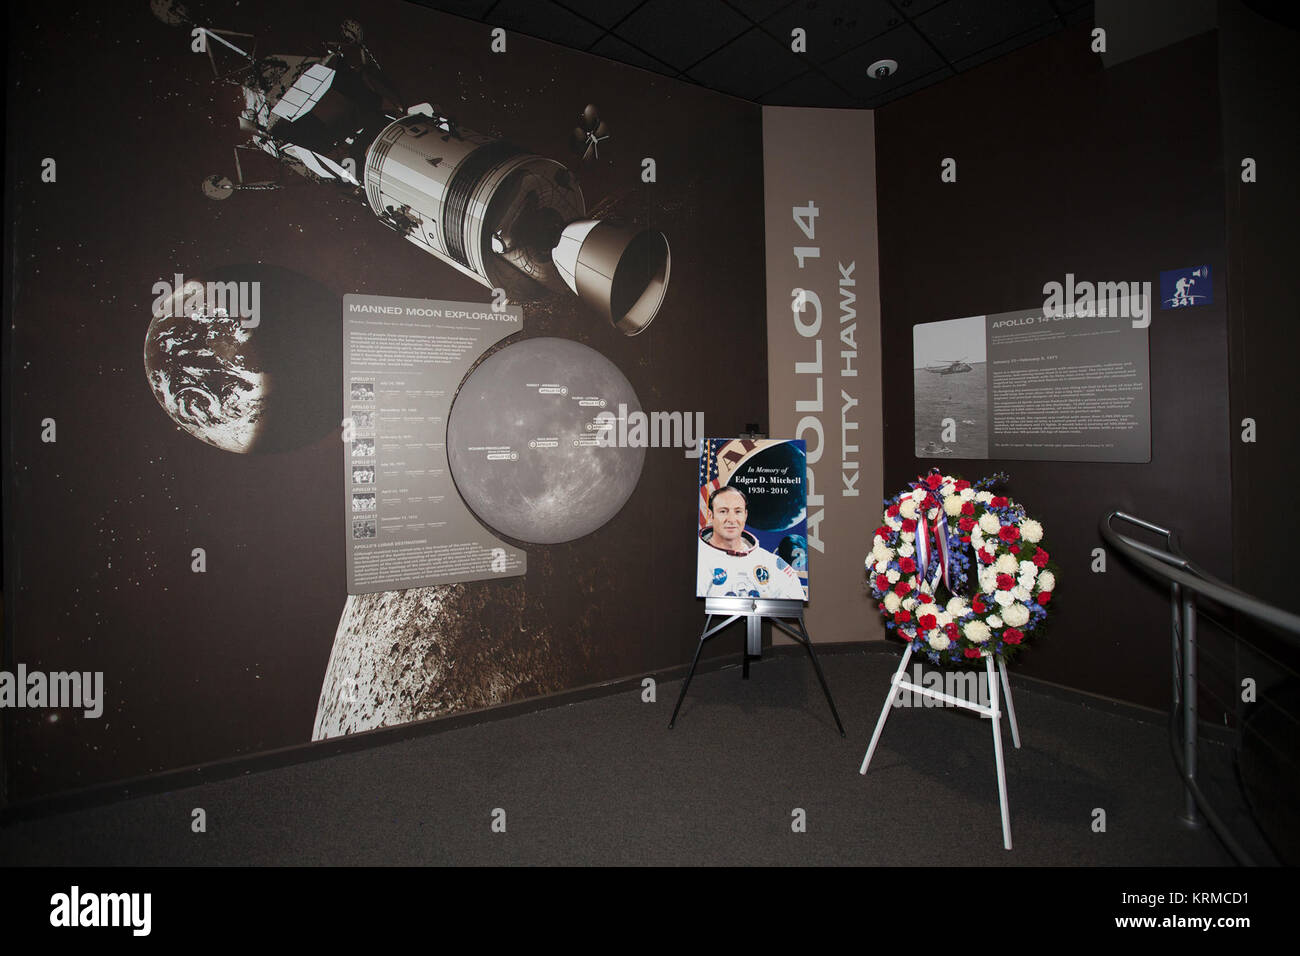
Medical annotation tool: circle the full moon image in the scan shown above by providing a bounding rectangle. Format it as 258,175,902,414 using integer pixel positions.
143,264,340,453
447,337,644,544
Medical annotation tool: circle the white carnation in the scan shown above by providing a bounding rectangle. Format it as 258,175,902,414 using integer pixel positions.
986,614,1003,629
1019,560,1038,578
960,488,976,501
886,569,900,584
935,610,953,627
1003,603,1030,627
884,592,901,613
1018,572,1037,591
994,589,1015,607
976,491,993,503
978,568,998,593
909,488,926,502
901,532,915,543
943,495,963,517
964,620,991,643
1020,519,1044,543
874,560,889,574
902,597,917,611
1037,570,1056,592
978,513,1001,534
995,554,1019,574
1012,585,1031,602
886,515,902,529
927,632,951,651
898,542,914,558
900,499,918,518
946,597,969,617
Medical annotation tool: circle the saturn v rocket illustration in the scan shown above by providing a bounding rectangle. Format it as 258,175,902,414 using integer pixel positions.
176,10,671,334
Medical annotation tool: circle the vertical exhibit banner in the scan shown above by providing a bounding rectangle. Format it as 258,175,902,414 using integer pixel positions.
343,294,527,592
697,439,808,600
763,107,883,639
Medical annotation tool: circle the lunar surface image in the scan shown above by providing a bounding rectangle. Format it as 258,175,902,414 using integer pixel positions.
314,581,581,739
447,337,645,544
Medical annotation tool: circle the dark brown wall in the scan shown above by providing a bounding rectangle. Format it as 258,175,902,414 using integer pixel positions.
876,26,1232,708
1221,1,1300,613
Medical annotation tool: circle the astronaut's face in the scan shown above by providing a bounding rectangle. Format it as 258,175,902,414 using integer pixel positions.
709,490,748,551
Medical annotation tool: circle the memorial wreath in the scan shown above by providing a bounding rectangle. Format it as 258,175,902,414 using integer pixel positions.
866,469,1057,665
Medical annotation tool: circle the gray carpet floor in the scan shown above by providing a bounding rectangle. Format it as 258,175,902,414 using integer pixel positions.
0,651,1253,866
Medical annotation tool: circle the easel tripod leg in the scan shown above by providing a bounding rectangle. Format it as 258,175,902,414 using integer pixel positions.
669,616,711,728
861,645,913,773
795,618,846,737
997,656,1020,749
987,655,1012,850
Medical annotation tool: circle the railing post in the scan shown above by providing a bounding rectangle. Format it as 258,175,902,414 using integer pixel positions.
1171,581,1182,708
1179,592,1202,828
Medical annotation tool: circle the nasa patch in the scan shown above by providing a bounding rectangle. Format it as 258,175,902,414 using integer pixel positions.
712,568,727,586
755,566,770,584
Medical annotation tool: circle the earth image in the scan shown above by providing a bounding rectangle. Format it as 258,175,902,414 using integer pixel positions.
143,264,341,453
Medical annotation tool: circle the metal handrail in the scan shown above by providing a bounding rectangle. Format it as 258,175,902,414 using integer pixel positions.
1101,510,1300,866
1101,512,1300,637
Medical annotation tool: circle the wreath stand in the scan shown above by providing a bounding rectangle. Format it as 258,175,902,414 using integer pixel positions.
859,644,1022,849
668,596,845,736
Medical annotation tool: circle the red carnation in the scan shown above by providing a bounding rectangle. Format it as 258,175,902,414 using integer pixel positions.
944,622,960,638
901,518,917,533
958,516,975,531
1004,628,1023,645
998,525,1020,543
955,479,971,491
918,613,937,630
875,574,890,591
961,501,975,516
886,503,900,517
875,525,890,539
964,648,982,659
1032,547,1049,568
893,581,911,597
1037,591,1052,605
894,610,912,625
899,556,916,573
982,548,998,564
996,573,1015,590
925,473,944,490
991,496,1008,507
972,597,986,613
960,535,971,544
918,592,934,604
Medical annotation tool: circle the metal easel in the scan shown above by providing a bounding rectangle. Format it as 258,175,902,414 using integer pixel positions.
668,596,845,736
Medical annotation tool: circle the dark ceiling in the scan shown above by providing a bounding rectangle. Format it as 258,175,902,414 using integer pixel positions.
405,0,1095,108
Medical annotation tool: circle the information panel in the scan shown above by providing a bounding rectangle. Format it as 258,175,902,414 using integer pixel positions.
913,303,1151,462
343,294,526,593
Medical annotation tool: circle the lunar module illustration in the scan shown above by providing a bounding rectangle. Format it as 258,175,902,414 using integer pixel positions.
162,5,671,334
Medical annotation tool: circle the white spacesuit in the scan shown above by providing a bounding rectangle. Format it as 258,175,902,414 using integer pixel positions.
697,529,806,600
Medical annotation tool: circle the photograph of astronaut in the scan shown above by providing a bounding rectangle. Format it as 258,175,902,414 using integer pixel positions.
696,438,809,600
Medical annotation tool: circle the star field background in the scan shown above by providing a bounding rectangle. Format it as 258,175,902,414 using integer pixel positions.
3,0,767,802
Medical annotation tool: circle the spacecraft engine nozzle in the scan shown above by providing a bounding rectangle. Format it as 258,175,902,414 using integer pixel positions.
553,221,670,337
